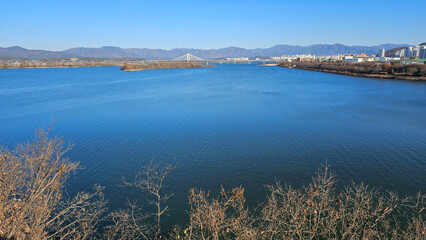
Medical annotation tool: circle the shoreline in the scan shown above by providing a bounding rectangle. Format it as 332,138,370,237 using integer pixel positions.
0,65,118,70
288,67,426,81
278,62,426,81
0,63,119,70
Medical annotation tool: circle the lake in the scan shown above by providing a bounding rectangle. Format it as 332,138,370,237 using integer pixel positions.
0,64,425,228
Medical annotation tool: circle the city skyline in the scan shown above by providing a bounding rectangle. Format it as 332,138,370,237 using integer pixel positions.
1,0,425,51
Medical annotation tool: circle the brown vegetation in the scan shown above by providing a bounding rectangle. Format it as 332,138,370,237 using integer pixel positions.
120,62,213,71
0,129,425,239
0,128,106,239
279,61,426,81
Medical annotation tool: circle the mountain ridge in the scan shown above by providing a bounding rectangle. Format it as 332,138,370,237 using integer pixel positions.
0,43,410,60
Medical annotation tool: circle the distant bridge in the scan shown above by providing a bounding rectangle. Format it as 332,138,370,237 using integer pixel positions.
173,53,205,62
170,53,280,64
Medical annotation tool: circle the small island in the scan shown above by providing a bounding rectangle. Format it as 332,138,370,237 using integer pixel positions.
0,58,215,72
278,61,426,81
120,61,214,71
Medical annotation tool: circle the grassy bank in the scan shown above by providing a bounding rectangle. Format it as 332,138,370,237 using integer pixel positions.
278,61,426,81
120,62,214,71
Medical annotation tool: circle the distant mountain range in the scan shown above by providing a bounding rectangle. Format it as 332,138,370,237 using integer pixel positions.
0,44,409,60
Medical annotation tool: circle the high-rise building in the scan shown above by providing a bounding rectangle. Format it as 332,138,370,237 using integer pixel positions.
397,49,406,57
405,46,422,58
412,46,420,57
406,47,413,57
378,49,386,58
419,45,426,59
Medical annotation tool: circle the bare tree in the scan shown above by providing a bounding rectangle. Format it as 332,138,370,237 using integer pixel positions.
121,161,178,240
0,128,106,240
46,184,107,240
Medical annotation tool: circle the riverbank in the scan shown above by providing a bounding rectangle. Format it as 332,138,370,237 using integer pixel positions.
0,61,121,69
120,62,214,71
278,61,426,81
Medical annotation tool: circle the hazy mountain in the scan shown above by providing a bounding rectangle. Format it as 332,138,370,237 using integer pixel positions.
0,46,72,59
0,44,410,60
62,46,255,59
62,47,170,59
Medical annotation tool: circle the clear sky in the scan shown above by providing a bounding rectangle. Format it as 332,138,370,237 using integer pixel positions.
1,0,425,50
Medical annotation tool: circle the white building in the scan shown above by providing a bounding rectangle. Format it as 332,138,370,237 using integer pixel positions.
396,49,405,57
356,56,375,62
343,55,354,62
378,49,386,58
420,45,426,59
406,47,413,57
412,46,420,57
406,45,423,58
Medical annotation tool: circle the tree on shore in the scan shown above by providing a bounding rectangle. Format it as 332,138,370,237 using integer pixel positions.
121,162,178,240
0,128,106,239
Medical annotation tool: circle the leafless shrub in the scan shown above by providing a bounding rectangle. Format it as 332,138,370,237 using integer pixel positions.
397,192,426,239
47,185,107,240
0,128,106,240
260,164,338,239
103,200,151,240
171,186,257,240
259,164,424,239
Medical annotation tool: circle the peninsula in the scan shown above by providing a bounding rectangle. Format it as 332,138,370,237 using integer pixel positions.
278,61,426,81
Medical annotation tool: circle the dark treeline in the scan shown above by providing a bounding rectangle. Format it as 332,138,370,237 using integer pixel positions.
0,129,424,239
279,61,426,81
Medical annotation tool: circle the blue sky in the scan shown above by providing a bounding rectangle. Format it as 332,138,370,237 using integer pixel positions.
1,0,425,50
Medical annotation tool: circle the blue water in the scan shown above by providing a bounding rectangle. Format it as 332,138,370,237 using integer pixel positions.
0,64,425,227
